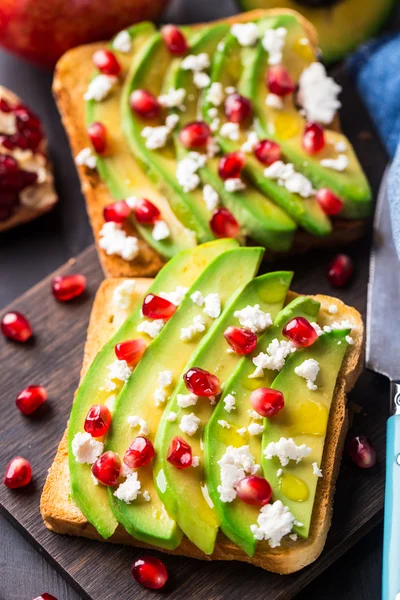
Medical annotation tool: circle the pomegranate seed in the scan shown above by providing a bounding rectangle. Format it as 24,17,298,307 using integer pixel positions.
267,65,295,97
51,274,87,302
348,435,376,469
184,367,220,397
0,154,19,176
167,436,192,469
161,24,188,56
124,436,155,468
3,456,32,488
224,326,257,355
224,93,252,124
133,198,161,224
250,388,284,418
210,208,239,238
87,122,107,154
16,385,47,415
179,121,210,149
103,200,131,224
132,556,168,590
236,476,272,506
32,595,58,600
115,338,146,365
302,122,325,154
316,188,344,216
84,404,112,437
92,49,121,76
92,451,121,486
130,89,160,119
218,152,245,180
254,139,281,166
0,97,11,112
327,254,354,288
283,316,317,347
1,311,32,342
142,294,176,320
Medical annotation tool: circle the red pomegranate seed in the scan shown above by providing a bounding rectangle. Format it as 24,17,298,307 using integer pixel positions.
92,451,121,486
132,556,168,590
87,122,107,154
236,476,272,506
267,65,295,97
142,294,176,320
3,456,32,488
161,24,188,56
1,311,32,342
124,436,155,468
348,435,376,469
224,93,252,124
93,49,121,76
210,207,239,238
51,274,87,302
283,316,317,347
0,154,19,176
250,388,284,418
133,198,161,224
130,89,160,119
167,436,192,469
84,404,112,438
179,121,210,149
32,594,58,600
254,139,281,166
103,200,131,224
16,385,47,415
316,188,344,216
302,122,325,154
115,338,146,365
327,254,354,288
224,326,257,355
184,367,220,397
218,152,245,180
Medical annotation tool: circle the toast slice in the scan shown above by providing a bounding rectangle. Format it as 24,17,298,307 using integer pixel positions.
53,9,367,279
41,277,364,574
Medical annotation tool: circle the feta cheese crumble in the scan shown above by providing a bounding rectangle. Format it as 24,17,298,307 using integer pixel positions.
190,290,204,307
180,314,206,341
265,93,283,110
248,423,264,436
335,140,347,152
192,456,200,468
251,500,299,547
114,472,141,504
224,393,236,413
217,445,260,502
112,30,132,53
181,53,210,72
298,62,341,124
241,131,259,154
154,370,173,406
99,222,139,261
127,415,150,436
262,27,287,65
225,178,246,192
176,152,207,192
179,413,201,436
152,219,170,241
166,411,177,422
137,318,165,339
231,22,260,47
177,393,198,408
105,359,132,391
220,121,240,141
250,339,296,377
218,419,231,429
75,147,97,169
203,184,220,211
234,304,272,333
312,462,323,477
142,490,151,502
264,437,312,466
84,75,118,102
328,304,338,314
320,154,348,172
294,358,320,391
193,71,211,89
112,279,136,309
158,88,186,108
160,286,188,306
203,293,221,319
206,82,224,106
72,432,103,464
264,161,315,198
247,409,262,420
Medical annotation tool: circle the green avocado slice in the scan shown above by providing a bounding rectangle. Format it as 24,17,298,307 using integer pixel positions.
68,239,237,539
106,246,263,549
262,328,350,538
85,23,196,259
154,270,293,554
204,295,320,556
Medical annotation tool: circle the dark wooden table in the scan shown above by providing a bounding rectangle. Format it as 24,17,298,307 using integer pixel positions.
0,0,389,598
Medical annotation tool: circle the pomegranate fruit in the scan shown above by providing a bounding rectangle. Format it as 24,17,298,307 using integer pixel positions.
224,326,257,355
130,89,160,119
115,338,146,365
316,188,344,216
224,93,252,124
142,294,176,320
167,436,192,469
124,436,155,468
84,404,112,438
327,254,354,288
348,435,377,469
1,311,32,342
132,556,168,590
92,49,121,75
32,595,58,600
210,208,239,238
302,122,325,154
267,65,295,97
16,385,47,415
133,198,161,224
250,388,284,418
179,121,210,149
254,139,281,166
236,476,272,506
91,451,121,486
51,274,87,302
218,152,245,180
103,200,131,224
184,367,220,397
283,316,317,347
3,456,32,488
161,25,188,56
87,121,107,154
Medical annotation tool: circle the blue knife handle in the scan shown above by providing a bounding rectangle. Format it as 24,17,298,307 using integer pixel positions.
382,382,400,600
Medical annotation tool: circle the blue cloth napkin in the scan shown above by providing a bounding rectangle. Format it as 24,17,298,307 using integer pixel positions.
347,34,400,257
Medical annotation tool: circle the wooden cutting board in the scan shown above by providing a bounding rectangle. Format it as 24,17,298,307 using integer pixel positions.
0,69,389,599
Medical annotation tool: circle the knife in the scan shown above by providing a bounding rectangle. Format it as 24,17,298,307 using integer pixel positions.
366,168,400,600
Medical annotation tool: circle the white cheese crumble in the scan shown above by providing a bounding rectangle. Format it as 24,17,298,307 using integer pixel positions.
320,154,348,172
114,472,141,504
165,113,180,130
152,219,170,241
160,286,188,306
224,393,236,413
180,314,206,341
289,533,298,542
311,322,323,337
264,437,312,466
207,137,220,158
203,293,221,319
241,131,259,154
176,152,207,192
137,318,165,339
193,71,211,89
177,392,198,408
225,86,236,95
99,222,139,261
179,413,201,436
112,30,132,53
247,409,262,421
154,370,173,406
84,75,118,102
225,178,246,192
217,445,260,503
277,468,283,477
166,411,177,422
201,484,214,509
262,27,287,65
231,22,260,47
203,184,220,212
208,107,219,118
248,423,264,436
234,304,272,333
251,500,299,547
127,415,150,436
112,279,136,309
219,121,240,141
158,88,186,108
265,93,283,110
237,427,247,436
313,462,323,477
75,147,97,169
206,82,224,107
210,117,221,133
190,290,204,307
346,335,354,345
323,319,355,333
121,462,133,478
251,338,296,378
298,62,341,124
142,490,151,502
105,359,132,391
328,304,338,314
192,456,200,468
72,432,103,464
141,125,169,150
218,419,231,429
294,358,320,391
264,161,315,198
335,140,347,152
181,53,210,72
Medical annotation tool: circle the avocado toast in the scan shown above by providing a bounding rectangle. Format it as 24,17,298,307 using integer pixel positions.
53,9,371,279
41,242,364,574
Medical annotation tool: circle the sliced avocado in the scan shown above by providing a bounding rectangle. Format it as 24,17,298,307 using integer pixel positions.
86,23,196,259
169,25,297,252
122,31,214,244
237,0,395,64
262,328,350,537
106,246,263,549
68,239,237,539
154,271,293,554
204,296,320,556
203,29,332,236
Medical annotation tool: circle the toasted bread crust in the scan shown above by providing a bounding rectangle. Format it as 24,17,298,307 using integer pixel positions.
53,9,367,278
41,278,364,574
